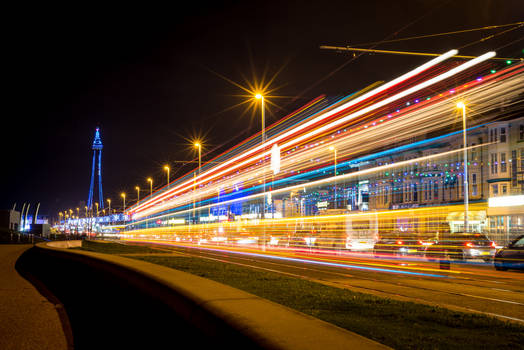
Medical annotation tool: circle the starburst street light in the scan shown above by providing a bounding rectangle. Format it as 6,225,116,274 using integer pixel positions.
135,186,140,204
194,142,202,175
147,177,153,197
164,165,170,189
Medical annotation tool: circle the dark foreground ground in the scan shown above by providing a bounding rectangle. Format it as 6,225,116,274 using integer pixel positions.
15,246,266,350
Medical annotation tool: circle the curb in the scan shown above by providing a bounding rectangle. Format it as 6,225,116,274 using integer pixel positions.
36,241,391,350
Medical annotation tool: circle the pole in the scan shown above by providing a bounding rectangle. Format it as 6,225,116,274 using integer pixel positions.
193,172,196,224
262,97,266,250
198,146,201,174
334,149,337,209
461,105,469,233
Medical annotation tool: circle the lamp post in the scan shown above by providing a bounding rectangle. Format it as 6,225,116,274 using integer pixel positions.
107,198,112,226
84,206,88,235
164,165,170,189
329,146,338,209
121,192,126,227
194,142,202,174
457,101,469,233
147,178,153,197
59,212,63,232
255,93,266,249
135,186,140,204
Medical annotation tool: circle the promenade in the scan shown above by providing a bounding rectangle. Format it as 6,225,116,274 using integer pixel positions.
0,245,69,350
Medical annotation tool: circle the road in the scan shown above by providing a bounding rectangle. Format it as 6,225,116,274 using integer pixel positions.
124,239,524,323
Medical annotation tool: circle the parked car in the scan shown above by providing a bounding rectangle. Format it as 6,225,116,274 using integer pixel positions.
373,236,433,257
424,233,496,262
494,235,524,271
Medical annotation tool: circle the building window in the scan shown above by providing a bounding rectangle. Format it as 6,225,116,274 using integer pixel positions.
490,128,498,143
501,153,507,173
520,125,524,140
424,183,428,200
413,184,418,202
434,182,439,199
512,150,518,187
491,153,498,174
521,149,524,171
502,184,507,195
472,174,477,196
492,184,498,196
500,127,506,143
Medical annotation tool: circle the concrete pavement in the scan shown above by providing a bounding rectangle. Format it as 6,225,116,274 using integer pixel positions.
37,241,391,350
0,244,69,350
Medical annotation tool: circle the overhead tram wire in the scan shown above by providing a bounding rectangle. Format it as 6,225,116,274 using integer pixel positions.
286,0,450,106
319,46,522,62
349,22,524,47
321,22,524,62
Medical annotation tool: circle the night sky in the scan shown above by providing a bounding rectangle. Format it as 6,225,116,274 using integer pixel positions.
3,0,523,219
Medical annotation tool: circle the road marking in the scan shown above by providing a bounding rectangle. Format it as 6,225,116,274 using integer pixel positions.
458,292,524,305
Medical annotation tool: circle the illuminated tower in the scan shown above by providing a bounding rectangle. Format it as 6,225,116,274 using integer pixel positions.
87,127,104,210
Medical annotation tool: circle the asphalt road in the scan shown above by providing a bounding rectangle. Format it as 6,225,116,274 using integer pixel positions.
124,239,524,323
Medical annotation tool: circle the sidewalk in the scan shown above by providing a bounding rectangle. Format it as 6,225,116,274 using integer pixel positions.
0,245,69,350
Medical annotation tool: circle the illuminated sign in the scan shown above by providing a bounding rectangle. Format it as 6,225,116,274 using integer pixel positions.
271,143,280,175
488,195,524,207
317,201,328,209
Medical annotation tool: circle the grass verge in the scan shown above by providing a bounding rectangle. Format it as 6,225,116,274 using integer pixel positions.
78,240,169,255
82,241,524,350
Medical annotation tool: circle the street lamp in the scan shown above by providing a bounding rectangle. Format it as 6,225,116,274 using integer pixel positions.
255,93,266,211
107,198,112,226
329,146,338,209
255,93,267,249
328,146,337,176
147,178,153,197
135,186,140,204
121,192,126,225
457,101,469,233
194,142,202,174
164,165,170,188
95,202,99,217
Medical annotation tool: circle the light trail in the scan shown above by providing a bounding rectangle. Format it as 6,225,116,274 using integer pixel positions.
131,50,460,214
133,64,523,220
132,51,501,219
124,239,450,278
130,143,489,222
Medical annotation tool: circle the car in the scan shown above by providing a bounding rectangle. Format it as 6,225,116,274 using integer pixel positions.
424,233,496,262
373,236,432,257
494,235,524,271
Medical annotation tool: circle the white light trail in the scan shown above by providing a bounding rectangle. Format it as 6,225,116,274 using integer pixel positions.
132,50,460,213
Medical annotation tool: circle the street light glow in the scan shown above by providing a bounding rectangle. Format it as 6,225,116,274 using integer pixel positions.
456,101,465,109
255,93,263,100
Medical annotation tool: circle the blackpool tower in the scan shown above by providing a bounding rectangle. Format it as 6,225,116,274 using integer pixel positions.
87,127,104,210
